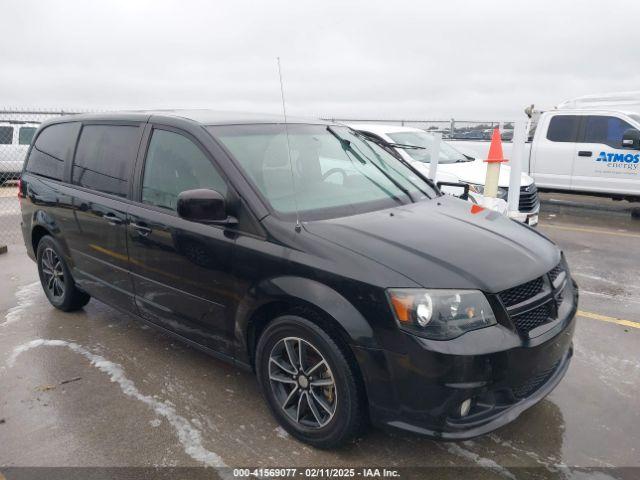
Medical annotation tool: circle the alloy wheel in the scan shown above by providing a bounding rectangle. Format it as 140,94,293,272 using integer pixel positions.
41,247,65,299
268,336,337,429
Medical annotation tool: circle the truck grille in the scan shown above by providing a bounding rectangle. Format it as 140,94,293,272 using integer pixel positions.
518,184,539,213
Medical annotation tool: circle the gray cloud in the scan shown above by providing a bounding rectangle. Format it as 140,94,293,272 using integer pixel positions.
3,0,639,120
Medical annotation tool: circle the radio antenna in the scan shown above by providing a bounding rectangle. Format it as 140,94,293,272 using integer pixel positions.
277,57,301,233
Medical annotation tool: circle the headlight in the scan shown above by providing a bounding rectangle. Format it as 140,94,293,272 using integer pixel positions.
468,184,508,200
387,289,497,340
468,183,484,195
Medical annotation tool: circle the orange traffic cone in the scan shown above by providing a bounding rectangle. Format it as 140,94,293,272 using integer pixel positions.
483,128,508,198
484,128,508,164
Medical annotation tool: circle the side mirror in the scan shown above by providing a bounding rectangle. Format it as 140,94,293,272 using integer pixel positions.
622,128,640,150
176,189,237,225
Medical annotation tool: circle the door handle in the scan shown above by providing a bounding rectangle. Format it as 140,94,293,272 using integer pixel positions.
103,213,123,225
131,222,152,236
578,151,592,157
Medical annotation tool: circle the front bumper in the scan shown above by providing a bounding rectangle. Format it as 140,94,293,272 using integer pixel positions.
355,280,577,440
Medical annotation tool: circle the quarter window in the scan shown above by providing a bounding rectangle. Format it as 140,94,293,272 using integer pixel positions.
546,116,580,142
73,125,140,197
19,127,37,145
583,116,635,149
0,126,14,144
141,129,227,211
26,122,80,181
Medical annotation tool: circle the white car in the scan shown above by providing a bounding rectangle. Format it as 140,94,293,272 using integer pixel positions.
349,124,540,225
0,122,39,184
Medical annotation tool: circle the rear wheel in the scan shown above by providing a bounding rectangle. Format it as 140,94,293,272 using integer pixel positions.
37,235,90,311
256,314,366,448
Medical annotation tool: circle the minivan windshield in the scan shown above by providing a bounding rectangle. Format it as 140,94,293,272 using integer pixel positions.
387,131,471,164
209,124,437,220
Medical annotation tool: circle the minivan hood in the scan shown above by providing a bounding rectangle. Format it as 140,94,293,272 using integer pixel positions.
304,196,558,293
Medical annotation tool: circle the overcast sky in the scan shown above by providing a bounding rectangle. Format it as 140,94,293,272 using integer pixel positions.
3,0,640,121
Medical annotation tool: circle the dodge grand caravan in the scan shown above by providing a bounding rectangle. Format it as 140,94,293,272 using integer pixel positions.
20,111,578,448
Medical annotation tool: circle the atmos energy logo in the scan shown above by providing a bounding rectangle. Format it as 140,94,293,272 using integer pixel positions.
596,151,639,171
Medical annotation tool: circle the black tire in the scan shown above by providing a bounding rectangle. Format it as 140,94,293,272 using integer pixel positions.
36,235,90,311
256,314,366,448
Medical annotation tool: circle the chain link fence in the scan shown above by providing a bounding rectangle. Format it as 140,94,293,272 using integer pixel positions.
322,118,515,140
0,110,83,245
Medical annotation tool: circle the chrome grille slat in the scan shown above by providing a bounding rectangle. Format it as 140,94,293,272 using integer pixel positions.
518,184,539,213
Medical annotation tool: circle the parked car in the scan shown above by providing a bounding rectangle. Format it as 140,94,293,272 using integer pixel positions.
349,124,540,225
20,111,577,448
448,100,640,202
0,121,39,184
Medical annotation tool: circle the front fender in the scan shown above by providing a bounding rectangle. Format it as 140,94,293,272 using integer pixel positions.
235,276,380,359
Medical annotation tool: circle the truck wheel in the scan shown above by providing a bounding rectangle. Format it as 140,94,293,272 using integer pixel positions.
256,315,366,448
36,236,90,311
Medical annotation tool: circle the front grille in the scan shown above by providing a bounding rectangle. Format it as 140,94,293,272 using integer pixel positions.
549,262,563,283
518,184,539,213
512,360,560,398
499,277,544,307
511,303,552,334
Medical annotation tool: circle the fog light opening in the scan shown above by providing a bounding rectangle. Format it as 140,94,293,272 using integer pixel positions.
459,398,472,417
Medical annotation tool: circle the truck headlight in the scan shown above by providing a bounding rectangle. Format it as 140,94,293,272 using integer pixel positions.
468,184,508,200
387,289,496,340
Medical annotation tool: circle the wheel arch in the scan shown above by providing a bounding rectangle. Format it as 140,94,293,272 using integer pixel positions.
29,210,71,261
237,276,379,370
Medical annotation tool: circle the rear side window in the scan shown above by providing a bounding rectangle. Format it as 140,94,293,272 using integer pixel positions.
26,122,80,181
72,125,140,197
142,129,227,211
19,127,37,145
0,126,14,144
583,116,635,149
546,116,580,142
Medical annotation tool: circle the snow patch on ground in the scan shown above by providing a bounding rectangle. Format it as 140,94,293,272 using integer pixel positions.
444,443,516,479
2,282,42,328
274,426,289,439
8,339,229,473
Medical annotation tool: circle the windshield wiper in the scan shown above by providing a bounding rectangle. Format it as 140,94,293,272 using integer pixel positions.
327,126,415,202
385,142,426,150
350,130,438,198
327,126,365,164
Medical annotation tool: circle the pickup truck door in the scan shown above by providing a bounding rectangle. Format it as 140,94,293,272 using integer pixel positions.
529,114,580,190
570,114,640,195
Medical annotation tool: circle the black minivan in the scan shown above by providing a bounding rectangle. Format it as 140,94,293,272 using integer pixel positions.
20,111,577,448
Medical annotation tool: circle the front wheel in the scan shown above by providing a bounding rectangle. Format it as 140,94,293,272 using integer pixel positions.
256,315,366,448
37,235,90,311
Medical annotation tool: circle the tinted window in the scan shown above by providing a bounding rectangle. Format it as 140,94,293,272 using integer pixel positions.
583,116,635,148
73,125,139,197
142,129,227,211
546,116,579,142
19,127,37,145
34,122,79,161
26,122,80,181
0,126,13,144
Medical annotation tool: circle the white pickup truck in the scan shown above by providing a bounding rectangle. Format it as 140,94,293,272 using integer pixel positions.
448,94,640,202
